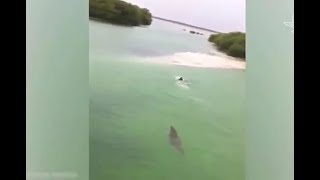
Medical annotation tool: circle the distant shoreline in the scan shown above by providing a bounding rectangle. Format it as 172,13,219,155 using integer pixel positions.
90,16,220,33
153,16,221,33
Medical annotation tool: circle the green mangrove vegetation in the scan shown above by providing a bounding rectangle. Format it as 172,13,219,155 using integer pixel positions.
208,32,245,60
89,0,152,26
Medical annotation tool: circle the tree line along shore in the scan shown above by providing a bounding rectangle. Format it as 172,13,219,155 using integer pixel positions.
89,0,152,26
208,32,245,60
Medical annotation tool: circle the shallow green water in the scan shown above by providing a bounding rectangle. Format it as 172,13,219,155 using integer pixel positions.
90,19,245,180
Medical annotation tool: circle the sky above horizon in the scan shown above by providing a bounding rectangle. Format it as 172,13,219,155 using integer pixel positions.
125,0,245,32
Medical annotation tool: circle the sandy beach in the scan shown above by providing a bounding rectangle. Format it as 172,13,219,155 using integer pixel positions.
143,52,246,70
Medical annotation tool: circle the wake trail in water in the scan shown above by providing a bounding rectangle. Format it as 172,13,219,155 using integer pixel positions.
176,81,190,89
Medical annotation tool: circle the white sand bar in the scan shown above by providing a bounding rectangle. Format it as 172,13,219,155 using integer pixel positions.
143,52,246,70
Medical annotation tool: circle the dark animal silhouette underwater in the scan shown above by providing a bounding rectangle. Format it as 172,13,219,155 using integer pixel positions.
168,126,184,154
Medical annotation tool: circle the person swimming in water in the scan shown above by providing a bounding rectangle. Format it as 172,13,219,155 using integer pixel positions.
175,76,184,81
175,76,191,89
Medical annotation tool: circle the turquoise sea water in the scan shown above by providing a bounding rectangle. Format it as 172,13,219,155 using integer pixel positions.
90,19,245,180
